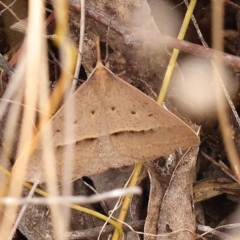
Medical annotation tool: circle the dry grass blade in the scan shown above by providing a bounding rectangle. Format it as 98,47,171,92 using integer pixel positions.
0,1,47,239
61,0,85,229
7,181,39,240
0,187,141,206
33,0,76,239
212,0,240,183
0,0,76,239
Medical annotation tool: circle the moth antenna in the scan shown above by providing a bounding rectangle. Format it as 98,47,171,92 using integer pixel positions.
95,36,104,68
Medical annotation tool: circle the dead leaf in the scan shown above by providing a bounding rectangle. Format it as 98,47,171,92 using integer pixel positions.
194,179,240,203
145,147,199,240
144,161,164,240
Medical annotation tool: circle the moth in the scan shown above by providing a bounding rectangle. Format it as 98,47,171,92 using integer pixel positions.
14,38,199,183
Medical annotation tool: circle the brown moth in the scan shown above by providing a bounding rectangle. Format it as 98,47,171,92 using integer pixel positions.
16,39,199,183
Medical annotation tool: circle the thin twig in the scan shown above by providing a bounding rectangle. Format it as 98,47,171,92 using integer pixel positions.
0,0,17,14
183,0,208,47
212,0,240,182
65,0,240,70
66,220,144,240
201,151,238,182
218,76,240,128
198,224,236,240
105,18,113,63
83,180,108,213
70,0,85,93
186,6,240,129
187,0,240,148
7,181,39,240
0,187,141,206
0,0,21,22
